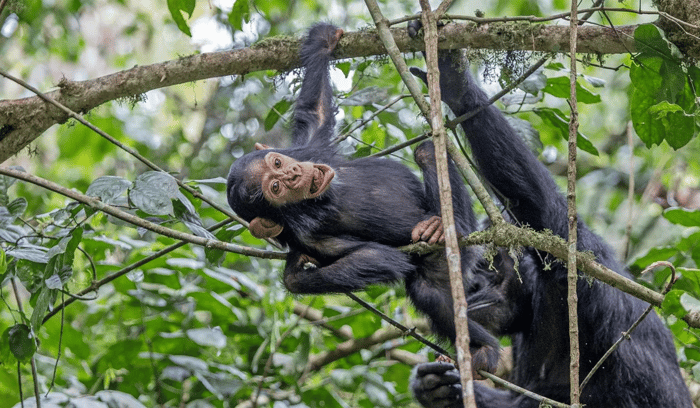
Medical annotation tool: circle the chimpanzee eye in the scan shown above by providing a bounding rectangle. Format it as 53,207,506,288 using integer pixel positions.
272,181,280,194
274,158,282,167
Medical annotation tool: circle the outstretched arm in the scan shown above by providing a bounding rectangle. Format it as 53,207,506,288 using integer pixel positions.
283,238,415,294
291,23,343,148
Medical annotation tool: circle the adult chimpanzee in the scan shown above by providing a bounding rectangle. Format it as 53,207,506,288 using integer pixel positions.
404,22,692,408
226,23,502,375
226,22,692,407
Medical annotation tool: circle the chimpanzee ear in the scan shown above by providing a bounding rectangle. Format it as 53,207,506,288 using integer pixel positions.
248,217,283,238
254,143,272,150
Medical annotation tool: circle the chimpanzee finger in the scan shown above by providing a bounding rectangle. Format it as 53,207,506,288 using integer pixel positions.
425,220,445,244
415,361,459,377
421,217,443,243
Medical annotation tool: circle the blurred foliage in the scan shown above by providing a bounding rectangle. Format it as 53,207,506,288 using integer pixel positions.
1,0,700,407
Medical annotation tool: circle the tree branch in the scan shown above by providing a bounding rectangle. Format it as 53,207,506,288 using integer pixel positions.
0,166,285,260
0,21,641,163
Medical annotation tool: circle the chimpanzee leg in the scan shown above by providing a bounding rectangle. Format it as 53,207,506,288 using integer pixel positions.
410,140,501,376
413,141,477,236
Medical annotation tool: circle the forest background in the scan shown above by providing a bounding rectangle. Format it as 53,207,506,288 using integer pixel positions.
1,0,700,407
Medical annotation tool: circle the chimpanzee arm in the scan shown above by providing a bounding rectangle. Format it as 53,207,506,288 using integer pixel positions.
283,238,415,294
291,23,342,148
426,55,564,235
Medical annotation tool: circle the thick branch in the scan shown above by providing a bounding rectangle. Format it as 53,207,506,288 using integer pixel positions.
0,22,639,163
402,222,700,329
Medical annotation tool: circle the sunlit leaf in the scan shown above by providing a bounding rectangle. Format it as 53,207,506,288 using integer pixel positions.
664,208,700,227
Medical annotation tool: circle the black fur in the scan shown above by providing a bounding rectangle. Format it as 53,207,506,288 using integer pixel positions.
407,20,692,408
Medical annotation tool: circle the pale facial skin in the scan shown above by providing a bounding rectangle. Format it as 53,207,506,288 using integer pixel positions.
246,143,335,239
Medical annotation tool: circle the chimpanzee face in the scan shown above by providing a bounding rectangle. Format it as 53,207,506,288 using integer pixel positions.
250,150,335,207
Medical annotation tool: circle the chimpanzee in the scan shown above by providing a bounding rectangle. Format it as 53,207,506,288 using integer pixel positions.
226,23,502,375
405,22,692,408
226,22,692,407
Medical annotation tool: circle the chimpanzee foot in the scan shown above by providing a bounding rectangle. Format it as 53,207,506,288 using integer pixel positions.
471,344,500,379
307,23,344,55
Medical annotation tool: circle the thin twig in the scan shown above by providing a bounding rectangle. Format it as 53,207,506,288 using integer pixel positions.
478,371,570,408
419,1,477,406
364,0,431,119
346,292,450,356
387,7,684,27
566,0,581,403
445,57,548,129
335,94,411,143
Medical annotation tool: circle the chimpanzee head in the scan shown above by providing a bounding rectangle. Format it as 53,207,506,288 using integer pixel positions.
226,143,335,239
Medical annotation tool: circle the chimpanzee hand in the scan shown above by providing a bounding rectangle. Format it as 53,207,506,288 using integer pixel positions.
411,362,463,408
412,215,445,244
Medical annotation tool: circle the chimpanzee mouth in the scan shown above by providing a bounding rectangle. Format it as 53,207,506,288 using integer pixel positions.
309,166,334,196
309,177,319,194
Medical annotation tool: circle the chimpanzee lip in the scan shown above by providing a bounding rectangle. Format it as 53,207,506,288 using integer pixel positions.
310,166,334,196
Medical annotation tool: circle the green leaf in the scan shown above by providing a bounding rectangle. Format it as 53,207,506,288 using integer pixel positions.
647,101,696,149
629,25,698,149
205,225,245,266
661,289,685,318
167,0,194,37
0,248,6,277
542,76,601,104
534,108,599,155
336,62,351,77
87,176,132,204
664,208,700,227
186,328,227,348
30,286,52,330
3,324,36,364
129,171,179,216
634,24,683,62
6,246,50,264
264,99,292,131
228,0,250,32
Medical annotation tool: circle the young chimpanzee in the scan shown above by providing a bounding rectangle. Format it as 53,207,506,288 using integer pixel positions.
226,23,501,375
405,22,692,408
